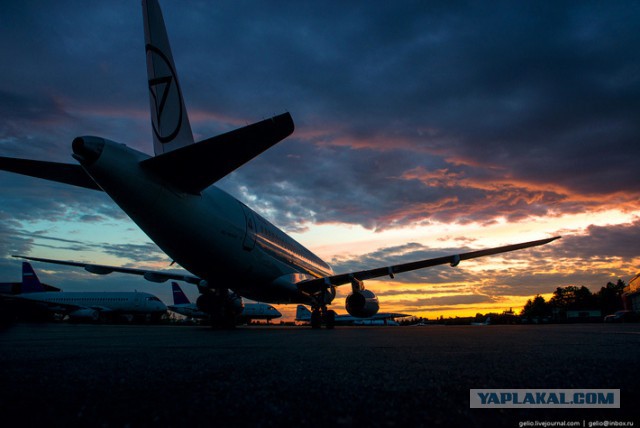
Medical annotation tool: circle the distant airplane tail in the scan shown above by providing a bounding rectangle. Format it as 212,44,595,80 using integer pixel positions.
21,262,45,293
143,0,194,155
295,305,312,321
171,282,191,305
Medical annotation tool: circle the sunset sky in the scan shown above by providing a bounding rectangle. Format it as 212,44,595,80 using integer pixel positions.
1,1,639,321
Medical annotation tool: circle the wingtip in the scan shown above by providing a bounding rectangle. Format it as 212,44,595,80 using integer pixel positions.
537,236,561,246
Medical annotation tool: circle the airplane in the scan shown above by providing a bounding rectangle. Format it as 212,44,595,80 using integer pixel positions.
0,0,560,329
471,317,491,326
0,261,62,324
0,262,167,323
295,305,408,326
355,319,400,326
169,282,282,323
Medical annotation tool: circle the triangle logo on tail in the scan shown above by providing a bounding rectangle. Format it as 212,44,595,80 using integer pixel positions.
143,0,194,155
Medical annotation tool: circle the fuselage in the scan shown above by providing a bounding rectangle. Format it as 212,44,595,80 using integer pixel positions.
74,137,334,304
238,302,282,320
169,302,282,320
22,291,167,314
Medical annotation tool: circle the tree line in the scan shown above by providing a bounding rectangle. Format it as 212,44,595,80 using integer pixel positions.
397,279,628,325
520,279,626,322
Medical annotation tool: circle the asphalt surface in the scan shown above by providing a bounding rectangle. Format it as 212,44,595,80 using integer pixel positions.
1,323,638,427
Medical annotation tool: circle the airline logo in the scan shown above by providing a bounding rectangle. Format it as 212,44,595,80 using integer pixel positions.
146,43,184,144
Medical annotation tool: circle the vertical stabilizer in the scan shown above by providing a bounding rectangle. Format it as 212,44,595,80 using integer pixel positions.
143,0,194,155
295,305,311,321
21,262,45,293
171,282,191,305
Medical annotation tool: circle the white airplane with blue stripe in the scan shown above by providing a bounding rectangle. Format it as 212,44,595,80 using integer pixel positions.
0,0,559,328
1,262,166,323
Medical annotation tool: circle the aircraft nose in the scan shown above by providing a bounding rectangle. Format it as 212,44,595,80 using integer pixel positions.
72,136,105,164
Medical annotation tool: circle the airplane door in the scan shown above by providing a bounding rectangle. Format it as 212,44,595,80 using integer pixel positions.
241,205,257,251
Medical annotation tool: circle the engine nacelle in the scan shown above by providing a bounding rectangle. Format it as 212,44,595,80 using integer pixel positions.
345,289,380,318
68,308,100,322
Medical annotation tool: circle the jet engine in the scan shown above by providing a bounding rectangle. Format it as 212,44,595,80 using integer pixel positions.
68,308,101,322
345,289,380,318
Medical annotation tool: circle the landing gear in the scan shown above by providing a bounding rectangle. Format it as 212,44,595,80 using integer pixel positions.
209,303,237,330
309,284,337,329
196,290,238,329
324,309,336,329
310,306,337,329
310,308,322,329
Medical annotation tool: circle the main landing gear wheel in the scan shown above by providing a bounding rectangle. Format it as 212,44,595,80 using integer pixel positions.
197,291,237,329
210,308,236,330
310,307,337,329
310,308,322,329
324,309,336,329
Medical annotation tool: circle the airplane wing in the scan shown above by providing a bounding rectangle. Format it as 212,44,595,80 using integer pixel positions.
15,236,559,296
297,236,561,294
12,255,202,285
0,157,102,191
2,294,110,314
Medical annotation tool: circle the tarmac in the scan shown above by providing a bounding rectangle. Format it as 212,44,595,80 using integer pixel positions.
1,322,639,427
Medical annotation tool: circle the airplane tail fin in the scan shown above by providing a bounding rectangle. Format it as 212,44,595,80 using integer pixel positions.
21,262,45,293
140,0,295,193
143,0,194,155
171,282,191,305
295,305,311,321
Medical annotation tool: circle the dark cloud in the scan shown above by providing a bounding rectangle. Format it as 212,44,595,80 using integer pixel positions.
0,222,33,260
199,2,639,190
0,175,125,223
2,1,639,232
554,220,640,259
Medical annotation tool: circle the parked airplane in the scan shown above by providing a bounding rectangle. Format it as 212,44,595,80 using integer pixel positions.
471,317,491,326
0,262,62,324
169,282,281,323
296,305,407,326
0,0,560,328
0,261,61,295
0,262,167,323
354,319,400,326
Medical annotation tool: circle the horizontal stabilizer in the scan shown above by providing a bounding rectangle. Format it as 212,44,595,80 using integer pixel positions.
140,113,294,194
0,157,102,191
